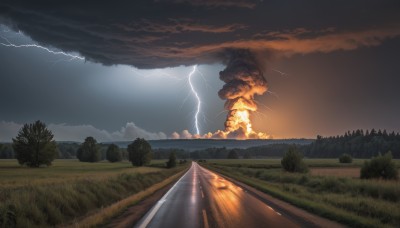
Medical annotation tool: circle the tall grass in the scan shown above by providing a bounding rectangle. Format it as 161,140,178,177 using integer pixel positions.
0,163,187,227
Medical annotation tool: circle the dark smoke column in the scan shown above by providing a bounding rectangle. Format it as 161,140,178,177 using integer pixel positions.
217,50,269,139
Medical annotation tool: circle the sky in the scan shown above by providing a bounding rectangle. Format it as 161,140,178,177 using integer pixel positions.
0,0,399,141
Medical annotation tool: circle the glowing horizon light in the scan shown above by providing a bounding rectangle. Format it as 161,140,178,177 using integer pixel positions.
188,65,201,135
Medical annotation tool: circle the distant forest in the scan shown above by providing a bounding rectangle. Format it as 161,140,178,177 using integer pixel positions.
0,129,399,159
303,129,400,158
187,129,400,159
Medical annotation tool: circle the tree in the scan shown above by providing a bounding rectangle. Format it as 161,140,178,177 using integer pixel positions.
281,146,308,173
360,151,398,180
12,120,57,167
77,137,101,162
227,149,239,159
339,153,353,163
128,138,152,166
106,144,122,162
166,151,177,168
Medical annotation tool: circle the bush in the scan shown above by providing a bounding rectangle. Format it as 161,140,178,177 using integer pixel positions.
281,146,308,173
339,153,353,163
166,152,177,168
360,151,398,180
106,144,122,162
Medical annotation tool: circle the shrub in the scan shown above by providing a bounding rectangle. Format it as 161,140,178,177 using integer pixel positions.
166,151,177,168
339,153,353,163
360,151,398,180
281,146,308,173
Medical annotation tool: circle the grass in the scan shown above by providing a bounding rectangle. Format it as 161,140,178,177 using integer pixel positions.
310,167,360,178
201,159,400,228
205,158,400,168
75,169,187,228
0,159,165,187
0,159,188,228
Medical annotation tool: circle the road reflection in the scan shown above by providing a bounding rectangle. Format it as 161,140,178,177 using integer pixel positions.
197,163,300,228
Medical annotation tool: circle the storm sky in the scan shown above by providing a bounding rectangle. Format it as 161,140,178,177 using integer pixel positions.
0,0,400,141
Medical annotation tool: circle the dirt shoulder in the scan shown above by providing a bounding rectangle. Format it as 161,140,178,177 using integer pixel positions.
104,171,186,228
204,166,345,228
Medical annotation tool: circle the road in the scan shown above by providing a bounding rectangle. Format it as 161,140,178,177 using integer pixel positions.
136,162,303,228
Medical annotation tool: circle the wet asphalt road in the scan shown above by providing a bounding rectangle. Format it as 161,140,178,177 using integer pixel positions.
136,162,300,228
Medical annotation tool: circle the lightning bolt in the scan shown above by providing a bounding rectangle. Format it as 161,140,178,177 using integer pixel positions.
0,35,84,61
188,65,201,135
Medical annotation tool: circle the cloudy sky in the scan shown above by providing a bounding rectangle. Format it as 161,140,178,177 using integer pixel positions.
0,0,399,141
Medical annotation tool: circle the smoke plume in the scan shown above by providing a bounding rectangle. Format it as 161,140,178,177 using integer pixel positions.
215,50,269,138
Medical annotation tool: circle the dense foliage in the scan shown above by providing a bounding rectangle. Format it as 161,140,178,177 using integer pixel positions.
304,129,400,158
360,151,398,180
57,142,79,159
281,146,308,173
339,153,353,163
77,137,101,162
0,143,14,158
128,138,152,166
227,149,239,159
166,151,177,168
106,144,122,162
12,120,57,167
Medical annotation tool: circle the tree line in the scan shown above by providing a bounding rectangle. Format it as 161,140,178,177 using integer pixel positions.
5,120,178,168
302,129,400,158
2,122,399,161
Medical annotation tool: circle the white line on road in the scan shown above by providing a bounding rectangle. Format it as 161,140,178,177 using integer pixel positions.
201,189,205,198
136,164,192,228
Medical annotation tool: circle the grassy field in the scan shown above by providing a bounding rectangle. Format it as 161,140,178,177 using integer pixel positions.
0,159,167,187
201,159,400,228
205,158,400,168
0,159,187,227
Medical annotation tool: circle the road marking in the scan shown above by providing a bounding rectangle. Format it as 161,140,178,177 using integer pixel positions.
136,164,192,228
277,212,282,216
201,189,205,198
202,209,209,228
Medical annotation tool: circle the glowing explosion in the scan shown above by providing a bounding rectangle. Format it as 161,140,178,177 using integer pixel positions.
212,50,269,139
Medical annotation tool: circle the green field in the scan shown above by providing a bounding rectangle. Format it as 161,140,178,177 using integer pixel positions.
201,159,400,228
0,159,187,227
204,158,400,168
0,159,167,187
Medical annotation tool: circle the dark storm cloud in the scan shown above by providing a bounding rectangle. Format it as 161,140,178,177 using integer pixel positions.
0,0,399,68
